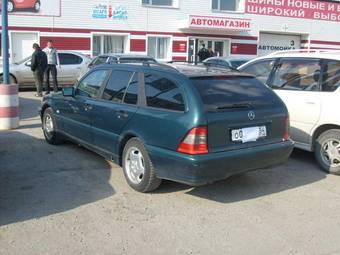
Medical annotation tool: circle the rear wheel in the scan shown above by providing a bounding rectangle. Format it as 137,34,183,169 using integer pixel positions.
315,129,340,175
42,107,63,145
122,138,161,192
8,1,14,12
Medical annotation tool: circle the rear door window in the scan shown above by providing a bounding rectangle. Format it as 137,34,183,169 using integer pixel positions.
144,74,185,111
102,70,134,102
191,76,279,111
124,73,139,105
321,60,340,92
271,59,321,91
241,59,276,83
59,53,83,65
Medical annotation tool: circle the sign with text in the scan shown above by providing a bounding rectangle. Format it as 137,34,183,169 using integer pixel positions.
246,0,340,22
92,4,128,20
258,33,300,56
189,15,251,31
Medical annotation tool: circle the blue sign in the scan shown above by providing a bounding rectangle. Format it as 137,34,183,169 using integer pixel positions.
92,4,128,20
92,4,107,19
112,5,128,20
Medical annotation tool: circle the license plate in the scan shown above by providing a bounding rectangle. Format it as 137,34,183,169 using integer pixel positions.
231,126,267,143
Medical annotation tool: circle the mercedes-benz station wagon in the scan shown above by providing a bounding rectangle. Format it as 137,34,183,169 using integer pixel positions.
40,63,294,192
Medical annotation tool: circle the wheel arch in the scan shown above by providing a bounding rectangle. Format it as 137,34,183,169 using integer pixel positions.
0,73,18,84
118,132,146,166
40,103,51,120
312,124,340,150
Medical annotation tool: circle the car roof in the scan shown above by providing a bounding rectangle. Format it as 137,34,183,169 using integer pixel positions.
97,62,253,78
97,53,155,59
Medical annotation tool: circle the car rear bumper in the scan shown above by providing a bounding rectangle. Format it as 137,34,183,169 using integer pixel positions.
146,140,294,186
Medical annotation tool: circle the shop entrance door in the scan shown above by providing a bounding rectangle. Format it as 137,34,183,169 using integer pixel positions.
188,38,230,62
11,32,38,63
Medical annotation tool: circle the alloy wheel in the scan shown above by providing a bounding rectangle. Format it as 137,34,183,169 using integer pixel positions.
321,139,340,167
125,147,145,185
44,114,54,139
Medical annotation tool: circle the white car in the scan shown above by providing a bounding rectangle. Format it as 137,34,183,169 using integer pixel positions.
0,51,91,88
239,50,340,175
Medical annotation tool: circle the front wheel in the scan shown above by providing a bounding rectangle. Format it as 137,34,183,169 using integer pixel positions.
122,138,161,192
315,129,340,175
33,0,40,12
42,107,63,145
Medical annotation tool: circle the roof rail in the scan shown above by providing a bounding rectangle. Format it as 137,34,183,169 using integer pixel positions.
268,49,340,56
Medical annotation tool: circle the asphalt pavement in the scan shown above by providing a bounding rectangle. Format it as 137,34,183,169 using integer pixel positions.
0,92,340,255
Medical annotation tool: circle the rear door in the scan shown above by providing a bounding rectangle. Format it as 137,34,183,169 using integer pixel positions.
191,76,288,153
58,53,84,85
91,70,139,154
268,58,322,145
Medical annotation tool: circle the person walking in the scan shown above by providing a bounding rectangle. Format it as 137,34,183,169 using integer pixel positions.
44,40,59,94
31,43,48,97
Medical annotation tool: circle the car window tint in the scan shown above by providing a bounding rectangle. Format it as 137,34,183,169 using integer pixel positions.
93,56,108,66
192,76,280,111
59,53,83,65
242,60,276,83
271,59,321,91
322,60,340,92
76,70,110,98
123,73,139,105
144,74,185,111
102,70,134,102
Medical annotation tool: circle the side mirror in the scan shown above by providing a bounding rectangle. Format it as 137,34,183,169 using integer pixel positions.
62,87,74,97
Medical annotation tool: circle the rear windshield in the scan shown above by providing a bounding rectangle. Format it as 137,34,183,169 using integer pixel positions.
191,76,280,111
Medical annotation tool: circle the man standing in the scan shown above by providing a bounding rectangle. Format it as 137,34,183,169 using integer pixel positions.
44,40,59,94
31,43,47,97
197,44,209,62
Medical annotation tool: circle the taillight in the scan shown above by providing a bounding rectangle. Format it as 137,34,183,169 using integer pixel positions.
283,117,290,141
177,126,209,155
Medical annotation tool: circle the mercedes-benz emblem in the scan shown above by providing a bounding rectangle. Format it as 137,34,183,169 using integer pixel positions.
248,111,255,120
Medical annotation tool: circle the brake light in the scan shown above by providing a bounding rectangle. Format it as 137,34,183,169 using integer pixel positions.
177,127,209,155
283,117,290,141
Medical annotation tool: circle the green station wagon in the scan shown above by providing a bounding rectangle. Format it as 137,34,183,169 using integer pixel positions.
40,63,294,192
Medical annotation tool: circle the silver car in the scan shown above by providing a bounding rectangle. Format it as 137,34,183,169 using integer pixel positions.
0,51,91,88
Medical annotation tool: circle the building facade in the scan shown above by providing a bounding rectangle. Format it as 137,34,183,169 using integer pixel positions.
2,0,340,63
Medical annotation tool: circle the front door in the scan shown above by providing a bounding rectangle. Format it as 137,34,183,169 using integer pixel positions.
11,32,38,63
269,58,322,146
188,38,230,61
91,70,139,155
58,69,111,143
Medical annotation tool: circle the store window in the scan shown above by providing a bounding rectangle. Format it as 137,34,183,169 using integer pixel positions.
92,35,125,56
142,0,174,7
147,37,170,61
212,0,244,12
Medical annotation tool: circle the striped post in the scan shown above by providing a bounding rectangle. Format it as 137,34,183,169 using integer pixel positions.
0,84,19,130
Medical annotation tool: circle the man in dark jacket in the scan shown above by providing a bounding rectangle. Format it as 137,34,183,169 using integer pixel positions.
197,44,210,62
31,43,48,97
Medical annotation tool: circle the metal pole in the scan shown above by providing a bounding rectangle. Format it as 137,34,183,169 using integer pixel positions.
2,0,10,84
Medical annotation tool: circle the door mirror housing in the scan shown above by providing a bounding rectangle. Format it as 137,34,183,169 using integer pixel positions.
62,87,74,97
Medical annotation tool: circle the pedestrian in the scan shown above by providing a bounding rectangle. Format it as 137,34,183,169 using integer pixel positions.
208,47,215,58
31,43,47,97
43,40,59,94
197,44,209,62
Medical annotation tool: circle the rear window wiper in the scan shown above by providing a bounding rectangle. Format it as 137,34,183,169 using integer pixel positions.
213,103,253,111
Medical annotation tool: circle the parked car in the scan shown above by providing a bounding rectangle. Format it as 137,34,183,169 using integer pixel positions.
203,57,253,69
5,0,41,12
40,63,293,192
239,50,340,174
78,54,157,79
0,51,91,88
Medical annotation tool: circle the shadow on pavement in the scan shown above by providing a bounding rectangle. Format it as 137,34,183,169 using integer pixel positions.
0,131,114,226
19,94,41,121
158,149,327,203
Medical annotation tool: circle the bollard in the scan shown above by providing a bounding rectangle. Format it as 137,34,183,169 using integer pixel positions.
0,84,19,130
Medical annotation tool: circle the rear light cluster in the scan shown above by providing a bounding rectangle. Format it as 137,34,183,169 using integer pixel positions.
177,126,209,155
283,117,290,141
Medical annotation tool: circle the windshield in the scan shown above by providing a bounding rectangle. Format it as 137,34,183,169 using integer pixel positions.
191,76,280,111
230,60,248,69
15,56,31,65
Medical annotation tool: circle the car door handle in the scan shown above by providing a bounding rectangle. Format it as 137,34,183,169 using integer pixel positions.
84,104,93,111
116,110,129,118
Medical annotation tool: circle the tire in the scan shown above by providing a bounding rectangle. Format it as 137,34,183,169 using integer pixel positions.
33,1,40,12
42,107,63,145
8,1,14,12
0,74,17,84
315,129,340,175
122,138,161,192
